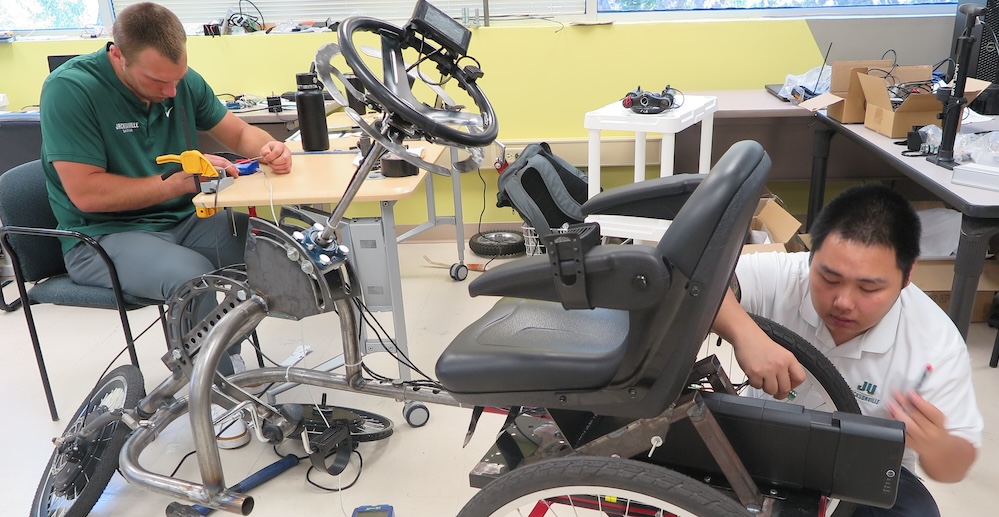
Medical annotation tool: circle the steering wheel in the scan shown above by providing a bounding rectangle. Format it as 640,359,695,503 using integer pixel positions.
335,16,498,149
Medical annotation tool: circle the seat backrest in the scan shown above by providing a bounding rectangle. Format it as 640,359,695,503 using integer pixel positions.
613,140,770,416
0,113,42,179
0,160,68,282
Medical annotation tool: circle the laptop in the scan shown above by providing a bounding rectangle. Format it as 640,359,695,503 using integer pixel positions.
765,83,790,102
47,54,78,73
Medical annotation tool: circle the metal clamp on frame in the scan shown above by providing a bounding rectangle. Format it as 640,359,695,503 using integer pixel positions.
541,232,589,309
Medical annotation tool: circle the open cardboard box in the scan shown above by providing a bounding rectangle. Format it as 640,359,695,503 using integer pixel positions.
742,197,807,254
810,59,893,123
857,71,990,138
910,260,999,322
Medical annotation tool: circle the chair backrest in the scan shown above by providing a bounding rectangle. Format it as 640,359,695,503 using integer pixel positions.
0,160,68,282
615,140,770,416
0,113,42,179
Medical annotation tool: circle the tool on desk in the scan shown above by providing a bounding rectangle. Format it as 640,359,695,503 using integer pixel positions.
156,150,232,216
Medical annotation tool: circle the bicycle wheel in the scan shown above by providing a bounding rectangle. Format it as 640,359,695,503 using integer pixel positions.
746,314,860,414
290,404,395,443
459,456,752,517
32,365,144,517
718,315,860,516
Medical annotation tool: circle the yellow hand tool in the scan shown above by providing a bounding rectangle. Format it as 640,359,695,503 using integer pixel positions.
157,150,221,217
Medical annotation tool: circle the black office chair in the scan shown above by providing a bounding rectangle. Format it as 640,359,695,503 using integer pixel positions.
0,160,160,421
0,112,43,310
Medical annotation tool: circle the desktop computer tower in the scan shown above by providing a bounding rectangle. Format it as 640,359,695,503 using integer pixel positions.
951,0,999,113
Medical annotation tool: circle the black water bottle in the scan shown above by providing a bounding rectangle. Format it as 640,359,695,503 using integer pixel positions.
295,72,329,152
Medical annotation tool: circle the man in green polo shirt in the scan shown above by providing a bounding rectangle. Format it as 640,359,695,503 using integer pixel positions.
39,2,293,375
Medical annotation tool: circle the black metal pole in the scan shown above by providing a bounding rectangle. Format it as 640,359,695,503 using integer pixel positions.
933,4,986,167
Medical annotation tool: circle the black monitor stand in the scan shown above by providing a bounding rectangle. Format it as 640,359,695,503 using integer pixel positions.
931,3,987,170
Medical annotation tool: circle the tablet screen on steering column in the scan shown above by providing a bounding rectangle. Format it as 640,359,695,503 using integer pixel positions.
410,0,471,55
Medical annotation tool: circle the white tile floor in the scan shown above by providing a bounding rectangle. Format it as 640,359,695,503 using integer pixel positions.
2,242,999,516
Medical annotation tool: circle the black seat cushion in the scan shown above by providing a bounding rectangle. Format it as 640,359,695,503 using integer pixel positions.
437,298,630,394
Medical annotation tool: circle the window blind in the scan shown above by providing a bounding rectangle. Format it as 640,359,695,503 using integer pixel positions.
110,0,585,26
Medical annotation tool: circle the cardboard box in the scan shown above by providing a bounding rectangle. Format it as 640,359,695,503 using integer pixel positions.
910,260,999,322
824,59,893,123
857,70,990,138
742,197,805,254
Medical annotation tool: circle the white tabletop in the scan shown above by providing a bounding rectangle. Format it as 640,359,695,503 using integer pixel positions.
584,95,718,133
827,117,999,218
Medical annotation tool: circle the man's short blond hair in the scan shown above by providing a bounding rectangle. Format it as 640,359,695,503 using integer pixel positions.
112,2,186,64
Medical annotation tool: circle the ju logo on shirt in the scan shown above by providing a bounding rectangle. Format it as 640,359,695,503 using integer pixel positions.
115,121,139,133
854,380,881,404
857,381,877,395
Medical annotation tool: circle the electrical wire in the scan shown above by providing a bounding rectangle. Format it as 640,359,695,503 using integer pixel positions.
239,0,266,31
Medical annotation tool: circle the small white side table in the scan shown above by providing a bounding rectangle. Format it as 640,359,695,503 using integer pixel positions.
582,95,718,241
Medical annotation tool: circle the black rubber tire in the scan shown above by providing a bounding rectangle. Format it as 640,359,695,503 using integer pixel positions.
749,314,859,517
458,456,752,517
31,365,144,517
750,314,861,414
469,231,526,258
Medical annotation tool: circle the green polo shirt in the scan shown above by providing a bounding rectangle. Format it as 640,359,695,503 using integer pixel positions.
40,43,228,254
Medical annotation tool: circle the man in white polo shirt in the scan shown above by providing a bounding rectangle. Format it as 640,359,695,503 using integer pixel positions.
713,185,982,516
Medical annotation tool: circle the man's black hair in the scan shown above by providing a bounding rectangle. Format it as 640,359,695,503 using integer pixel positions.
809,184,921,282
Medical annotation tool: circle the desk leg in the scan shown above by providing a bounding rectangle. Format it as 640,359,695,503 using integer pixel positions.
449,150,465,265
660,132,675,177
380,199,412,381
808,128,836,230
698,114,714,174
636,131,648,183
588,129,601,199
950,216,999,339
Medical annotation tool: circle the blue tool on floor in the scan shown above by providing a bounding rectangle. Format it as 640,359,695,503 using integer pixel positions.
165,454,300,516
352,504,395,517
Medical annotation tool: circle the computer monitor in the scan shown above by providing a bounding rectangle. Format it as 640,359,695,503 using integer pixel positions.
47,54,78,73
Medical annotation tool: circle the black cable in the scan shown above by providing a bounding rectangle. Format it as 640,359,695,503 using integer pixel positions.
477,166,487,235
306,450,363,491
352,298,435,382
881,48,898,66
239,0,265,31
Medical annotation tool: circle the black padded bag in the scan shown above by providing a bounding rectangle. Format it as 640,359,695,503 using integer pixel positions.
496,142,589,237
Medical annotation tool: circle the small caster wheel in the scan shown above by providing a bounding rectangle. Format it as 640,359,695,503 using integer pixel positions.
403,401,430,427
449,263,468,281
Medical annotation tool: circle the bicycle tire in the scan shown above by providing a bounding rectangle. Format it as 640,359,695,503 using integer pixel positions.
458,456,753,517
469,231,526,257
291,405,395,443
749,314,861,415
31,365,144,517
749,314,860,517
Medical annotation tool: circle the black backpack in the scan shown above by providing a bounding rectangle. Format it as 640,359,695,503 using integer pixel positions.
496,142,590,238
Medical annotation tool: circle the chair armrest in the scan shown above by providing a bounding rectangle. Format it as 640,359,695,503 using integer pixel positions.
468,244,671,310
0,225,133,305
581,174,704,219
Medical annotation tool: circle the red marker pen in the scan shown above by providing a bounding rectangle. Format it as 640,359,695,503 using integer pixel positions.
913,364,933,391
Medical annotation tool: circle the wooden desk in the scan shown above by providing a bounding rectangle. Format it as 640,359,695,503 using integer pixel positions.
192,142,434,211
194,137,450,390
810,111,999,344
693,89,811,119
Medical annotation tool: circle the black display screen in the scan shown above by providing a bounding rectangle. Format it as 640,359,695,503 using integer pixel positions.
410,0,471,55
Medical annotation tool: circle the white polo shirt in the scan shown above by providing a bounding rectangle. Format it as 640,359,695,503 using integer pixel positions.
736,252,983,473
